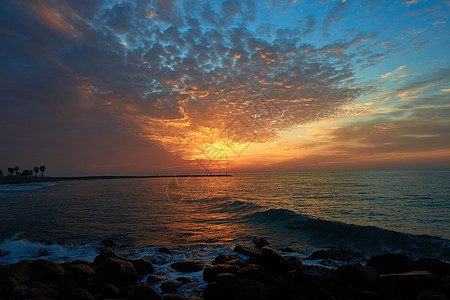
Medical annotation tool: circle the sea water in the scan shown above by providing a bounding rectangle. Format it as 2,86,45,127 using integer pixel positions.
0,170,449,267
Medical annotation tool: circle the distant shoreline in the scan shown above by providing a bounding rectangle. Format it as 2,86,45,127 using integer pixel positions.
0,174,231,185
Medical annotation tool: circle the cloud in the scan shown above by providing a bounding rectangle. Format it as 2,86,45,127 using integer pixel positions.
380,65,408,78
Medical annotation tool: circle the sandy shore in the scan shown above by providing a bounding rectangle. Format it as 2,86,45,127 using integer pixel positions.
0,174,231,186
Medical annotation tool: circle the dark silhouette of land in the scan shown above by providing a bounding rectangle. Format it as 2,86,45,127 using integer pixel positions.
0,174,231,185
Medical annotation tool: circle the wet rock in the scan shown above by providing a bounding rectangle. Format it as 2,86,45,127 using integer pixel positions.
37,248,51,257
253,238,270,250
0,277,19,298
203,264,239,283
212,254,237,265
99,283,121,298
176,276,195,284
215,272,237,285
13,284,29,295
102,238,118,247
306,248,365,262
278,247,296,253
261,246,289,272
203,282,227,300
285,281,335,300
161,280,182,293
67,263,95,281
170,260,205,272
285,256,303,271
147,274,167,284
0,249,10,257
288,265,338,294
234,244,260,258
378,270,437,296
133,283,163,300
128,258,155,275
337,263,377,290
164,294,191,300
158,247,173,254
411,258,450,280
93,248,120,265
64,259,92,267
29,259,65,279
441,275,450,293
3,261,32,283
418,290,449,300
237,264,286,288
95,257,138,286
225,278,267,300
366,253,413,274
64,287,94,300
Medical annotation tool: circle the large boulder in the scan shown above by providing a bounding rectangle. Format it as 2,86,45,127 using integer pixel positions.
170,260,205,272
146,274,166,284
378,270,437,297
337,263,377,290
203,264,239,283
253,238,270,250
133,283,163,300
366,253,413,274
2,261,32,283
95,257,138,286
29,259,65,279
212,254,237,265
237,264,286,288
67,263,95,281
260,246,289,272
160,280,182,293
411,258,450,281
128,258,155,275
306,248,365,262
234,244,260,258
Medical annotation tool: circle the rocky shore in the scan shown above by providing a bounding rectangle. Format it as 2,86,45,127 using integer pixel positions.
1,239,449,300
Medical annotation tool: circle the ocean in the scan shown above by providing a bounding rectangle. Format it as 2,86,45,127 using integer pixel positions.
0,170,449,294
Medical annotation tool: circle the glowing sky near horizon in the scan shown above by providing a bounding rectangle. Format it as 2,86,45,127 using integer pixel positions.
0,0,449,175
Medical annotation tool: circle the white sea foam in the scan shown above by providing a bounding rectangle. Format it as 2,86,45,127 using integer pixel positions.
0,182,57,192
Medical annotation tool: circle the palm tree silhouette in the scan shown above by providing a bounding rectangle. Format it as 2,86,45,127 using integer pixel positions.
34,167,39,178
8,167,14,177
40,165,46,178
0,169,3,177
14,166,19,177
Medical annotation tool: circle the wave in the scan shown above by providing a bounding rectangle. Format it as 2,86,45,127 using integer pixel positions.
0,182,57,192
209,198,450,260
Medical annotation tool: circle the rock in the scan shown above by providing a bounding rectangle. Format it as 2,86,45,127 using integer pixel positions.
288,265,338,294
176,276,195,284
170,260,205,272
253,238,270,250
234,244,260,258
203,282,227,300
225,258,245,268
147,274,167,284
306,248,365,262
212,254,237,265
128,258,155,275
285,281,335,300
99,283,121,298
378,270,437,296
13,285,29,294
0,249,10,257
158,247,173,254
37,248,51,257
93,248,121,265
67,263,95,281
3,261,32,283
278,247,296,253
237,264,286,288
133,283,163,300
64,287,94,300
261,246,289,272
418,290,449,300
95,257,138,286
225,278,267,300
366,253,413,274
161,280,182,293
102,238,118,247
64,259,92,267
203,264,239,283
337,263,377,290
164,294,191,300
441,275,450,293
285,256,303,271
411,258,450,280
0,277,19,297
29,259,65,279
215,272,237,285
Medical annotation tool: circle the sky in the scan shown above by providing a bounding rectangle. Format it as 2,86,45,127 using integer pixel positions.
0,0,449,176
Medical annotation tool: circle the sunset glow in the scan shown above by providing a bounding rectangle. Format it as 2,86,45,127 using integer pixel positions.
0,0,449,175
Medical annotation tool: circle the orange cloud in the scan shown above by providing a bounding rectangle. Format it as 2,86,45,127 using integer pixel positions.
34,0,77,36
